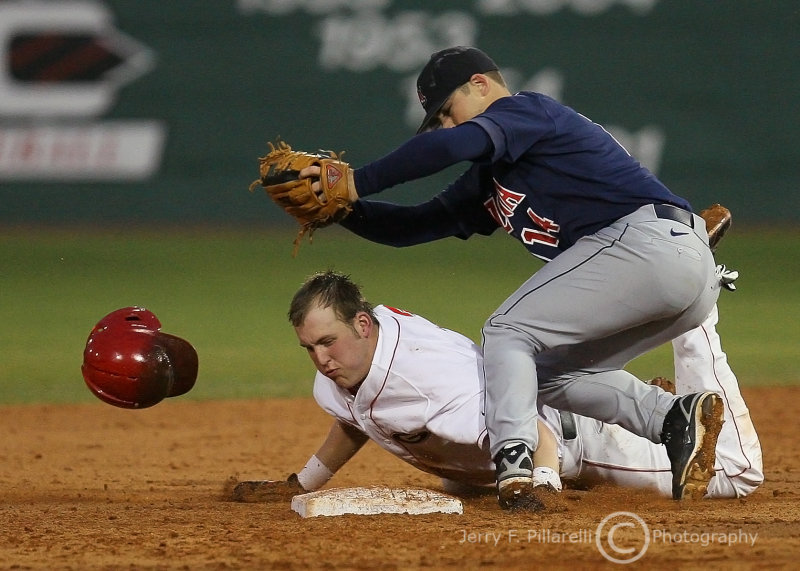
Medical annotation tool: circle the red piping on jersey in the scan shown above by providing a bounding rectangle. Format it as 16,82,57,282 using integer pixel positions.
368,315,401,440
581,459,671,474
345,400,358,425
699,320,754,479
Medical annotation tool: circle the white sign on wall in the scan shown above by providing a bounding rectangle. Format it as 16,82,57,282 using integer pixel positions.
0,0,165,181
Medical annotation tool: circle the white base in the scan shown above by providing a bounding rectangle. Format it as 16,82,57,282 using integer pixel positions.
290,486,463,518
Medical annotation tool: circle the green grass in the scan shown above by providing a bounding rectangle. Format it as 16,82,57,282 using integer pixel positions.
1,226,797,404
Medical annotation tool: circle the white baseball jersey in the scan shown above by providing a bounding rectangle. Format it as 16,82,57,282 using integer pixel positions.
313,305,762,498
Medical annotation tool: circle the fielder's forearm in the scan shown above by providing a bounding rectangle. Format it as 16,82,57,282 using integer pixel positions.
352,123,491,197
340,197,462,246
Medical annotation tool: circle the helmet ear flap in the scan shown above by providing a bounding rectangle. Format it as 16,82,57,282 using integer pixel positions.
158,332,198,397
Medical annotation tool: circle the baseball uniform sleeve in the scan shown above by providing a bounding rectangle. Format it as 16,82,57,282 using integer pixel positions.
352,123,492,197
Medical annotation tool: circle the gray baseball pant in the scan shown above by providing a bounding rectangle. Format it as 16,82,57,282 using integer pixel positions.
482,204,721,459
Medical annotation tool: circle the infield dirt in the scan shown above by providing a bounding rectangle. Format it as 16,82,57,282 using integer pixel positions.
1,386,797,569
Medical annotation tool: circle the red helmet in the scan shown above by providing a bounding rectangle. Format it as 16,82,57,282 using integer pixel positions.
81,307,198,409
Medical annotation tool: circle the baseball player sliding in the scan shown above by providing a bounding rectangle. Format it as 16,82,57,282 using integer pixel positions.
232,271,762,506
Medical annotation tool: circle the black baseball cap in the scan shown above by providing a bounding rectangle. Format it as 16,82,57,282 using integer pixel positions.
415,46,499,134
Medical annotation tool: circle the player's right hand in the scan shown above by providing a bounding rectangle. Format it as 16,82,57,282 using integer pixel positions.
229,474,305,503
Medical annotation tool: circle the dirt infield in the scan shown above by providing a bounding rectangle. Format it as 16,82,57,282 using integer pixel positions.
1,386,797,570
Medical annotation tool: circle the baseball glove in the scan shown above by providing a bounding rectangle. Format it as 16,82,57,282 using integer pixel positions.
249,140,356,256
229,474,305,503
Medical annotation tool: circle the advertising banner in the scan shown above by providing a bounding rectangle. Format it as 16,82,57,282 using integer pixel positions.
0,0,796,225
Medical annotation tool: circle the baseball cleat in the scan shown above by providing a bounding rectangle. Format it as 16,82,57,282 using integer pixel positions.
495,443,538,510
661,392,724,500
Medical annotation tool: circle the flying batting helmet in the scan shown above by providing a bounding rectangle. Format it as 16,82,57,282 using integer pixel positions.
81,307,198,409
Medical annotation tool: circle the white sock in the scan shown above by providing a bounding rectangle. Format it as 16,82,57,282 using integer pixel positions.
296,455,334,491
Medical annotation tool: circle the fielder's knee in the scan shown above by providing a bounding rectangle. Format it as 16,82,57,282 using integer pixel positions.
482,317,546,355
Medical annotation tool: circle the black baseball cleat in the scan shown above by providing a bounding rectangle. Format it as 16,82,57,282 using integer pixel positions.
495,443,539,510
661,392,725,500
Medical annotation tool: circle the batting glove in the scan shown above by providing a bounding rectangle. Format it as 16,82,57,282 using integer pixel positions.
715,264,739,291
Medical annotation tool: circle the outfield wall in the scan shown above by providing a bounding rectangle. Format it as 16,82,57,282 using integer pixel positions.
0,1,796,225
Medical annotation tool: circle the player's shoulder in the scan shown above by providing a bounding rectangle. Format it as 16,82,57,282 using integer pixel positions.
375,305,478,353
480,92,571,131
375,305,455,336
375,304,416,320
375,304,442,342
505,91,562,109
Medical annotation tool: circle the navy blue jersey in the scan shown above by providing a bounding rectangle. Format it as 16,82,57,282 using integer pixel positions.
350,92,690,261
441,92,689,261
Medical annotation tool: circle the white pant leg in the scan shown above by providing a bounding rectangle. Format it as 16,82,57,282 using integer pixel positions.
671,304,764,498
563,414,672,496
545,404,672,496
559,305,763,498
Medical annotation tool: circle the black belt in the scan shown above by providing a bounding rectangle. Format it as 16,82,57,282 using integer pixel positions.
654,204,694,229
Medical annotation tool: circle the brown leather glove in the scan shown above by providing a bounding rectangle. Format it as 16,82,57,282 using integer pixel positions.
230,473,305,503
250,140,356,255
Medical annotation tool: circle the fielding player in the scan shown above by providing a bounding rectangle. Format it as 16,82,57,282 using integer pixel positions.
232,271,762,507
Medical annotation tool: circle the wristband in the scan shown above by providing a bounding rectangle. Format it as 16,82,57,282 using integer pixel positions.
296,455,334,491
